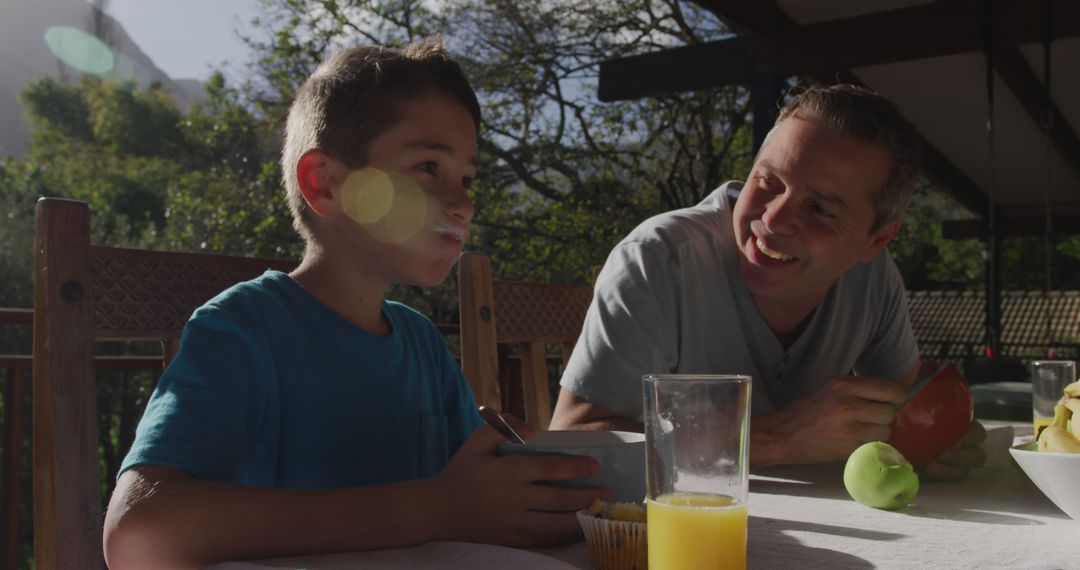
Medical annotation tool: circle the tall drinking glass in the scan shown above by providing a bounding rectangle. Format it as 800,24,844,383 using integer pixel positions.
1031,360,1076,437
642,374,751,570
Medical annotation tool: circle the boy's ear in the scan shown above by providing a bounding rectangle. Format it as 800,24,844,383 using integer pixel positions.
860,219,901,263
296,149,343,217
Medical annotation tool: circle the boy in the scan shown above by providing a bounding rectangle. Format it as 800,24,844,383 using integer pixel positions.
104,38,606,569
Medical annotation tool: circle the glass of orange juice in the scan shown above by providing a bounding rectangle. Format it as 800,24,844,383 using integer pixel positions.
642,374,751,570
1031,360,1075,437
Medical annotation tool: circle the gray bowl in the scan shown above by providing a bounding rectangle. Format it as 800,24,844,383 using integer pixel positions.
496,430,646,503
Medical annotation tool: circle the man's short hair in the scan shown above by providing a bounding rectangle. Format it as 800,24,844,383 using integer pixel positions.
281,36,481,240
773,83,920,234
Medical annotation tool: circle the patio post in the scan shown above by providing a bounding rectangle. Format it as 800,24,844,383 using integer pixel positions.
751,73,786,154
985,230,1003,356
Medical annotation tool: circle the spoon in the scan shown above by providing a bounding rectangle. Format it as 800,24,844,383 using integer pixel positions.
478,406,528,445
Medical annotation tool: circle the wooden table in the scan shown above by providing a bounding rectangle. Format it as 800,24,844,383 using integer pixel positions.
213,423,1076,569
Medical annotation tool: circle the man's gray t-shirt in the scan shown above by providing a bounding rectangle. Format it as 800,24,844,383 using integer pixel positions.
560,182,918,421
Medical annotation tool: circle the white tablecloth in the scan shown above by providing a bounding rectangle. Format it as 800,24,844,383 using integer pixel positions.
212,541,587,570
745,424,1075,569
213,424,1077,569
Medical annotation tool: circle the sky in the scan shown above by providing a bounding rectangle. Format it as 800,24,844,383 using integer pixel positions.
103,0,263,80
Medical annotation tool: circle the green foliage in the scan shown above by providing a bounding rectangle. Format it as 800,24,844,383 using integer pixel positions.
891,181,1080,292
999,235,1080,291
166,72,301,257
84,81,184,157
0,159,37,353
240,0,753,285
6,72,301,258
20,77,94,143
890,181,985,290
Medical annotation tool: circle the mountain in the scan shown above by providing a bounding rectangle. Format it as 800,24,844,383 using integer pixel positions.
0,0,205,157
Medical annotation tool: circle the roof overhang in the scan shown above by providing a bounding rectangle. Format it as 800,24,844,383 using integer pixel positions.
598,0,1080,237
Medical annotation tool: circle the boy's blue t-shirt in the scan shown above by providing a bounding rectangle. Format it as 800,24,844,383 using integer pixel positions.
121,270,482,488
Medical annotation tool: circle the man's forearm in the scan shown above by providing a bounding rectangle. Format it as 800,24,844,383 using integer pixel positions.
567,410,790,469
550,388,644,432
558,415,644,433
748,412,790,468
551,389,799,467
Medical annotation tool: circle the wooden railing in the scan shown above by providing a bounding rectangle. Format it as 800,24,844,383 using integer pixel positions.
1,308,31,570
1,308,168,570
0,310,560,570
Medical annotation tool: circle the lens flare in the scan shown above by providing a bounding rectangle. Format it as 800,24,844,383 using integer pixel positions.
340,168,430,244
112,53,153,89
44,26,115,75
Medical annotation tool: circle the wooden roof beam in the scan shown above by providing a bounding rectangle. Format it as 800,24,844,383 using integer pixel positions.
810,71,993,220
597,37,753,102
690,0,785,35
695,0,1080,51
598,0,1080,215
994,46,1080,186
753,0,1078,74
917,134,992,217
944,213,1080,239
599,0,1080,101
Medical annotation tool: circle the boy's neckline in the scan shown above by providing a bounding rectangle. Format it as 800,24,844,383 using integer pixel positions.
271,269,394,338
286,257,393,336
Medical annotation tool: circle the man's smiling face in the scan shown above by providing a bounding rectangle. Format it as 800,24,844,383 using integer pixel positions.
732,114,899,314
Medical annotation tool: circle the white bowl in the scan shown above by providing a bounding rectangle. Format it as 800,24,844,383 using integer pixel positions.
1009,442,1080,521
497,430,646,503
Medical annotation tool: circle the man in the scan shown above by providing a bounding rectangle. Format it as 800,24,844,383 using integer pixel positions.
550,83,985,480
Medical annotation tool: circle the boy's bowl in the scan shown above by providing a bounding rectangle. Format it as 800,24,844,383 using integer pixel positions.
1009,442,1080,521
887,363,974,466
497,430,646,503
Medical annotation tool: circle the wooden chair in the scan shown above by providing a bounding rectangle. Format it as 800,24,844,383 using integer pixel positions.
457,251,594,428
32,198,296,569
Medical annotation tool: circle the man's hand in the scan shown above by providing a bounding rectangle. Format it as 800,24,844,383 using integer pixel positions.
431,415,611,547
923,419,987,481
752,375,907,467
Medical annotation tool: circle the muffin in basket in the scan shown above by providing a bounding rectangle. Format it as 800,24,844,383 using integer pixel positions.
576,499,647,569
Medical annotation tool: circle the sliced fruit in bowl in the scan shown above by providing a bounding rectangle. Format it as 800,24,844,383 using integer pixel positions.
1008,380,1080,520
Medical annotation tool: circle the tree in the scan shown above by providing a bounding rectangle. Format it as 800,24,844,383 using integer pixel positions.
0,159,38,353
889,179,1080,293
13,74,301,257
19,76,183,246
244,0,754,287
165,73,301,258
889,181,985,291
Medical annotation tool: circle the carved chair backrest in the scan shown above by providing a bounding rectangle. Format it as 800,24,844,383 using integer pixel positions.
32,198,295,569
457,251,593,428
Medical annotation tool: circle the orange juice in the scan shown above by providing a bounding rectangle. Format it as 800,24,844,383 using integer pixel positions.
647,492,748,569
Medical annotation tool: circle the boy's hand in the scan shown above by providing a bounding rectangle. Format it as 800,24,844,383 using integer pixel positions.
430,415,611,547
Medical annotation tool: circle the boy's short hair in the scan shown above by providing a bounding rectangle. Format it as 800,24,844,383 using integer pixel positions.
281,37,482,240
771,83,921,234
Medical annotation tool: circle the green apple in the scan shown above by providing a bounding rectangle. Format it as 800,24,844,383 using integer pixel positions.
843,441,919,510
